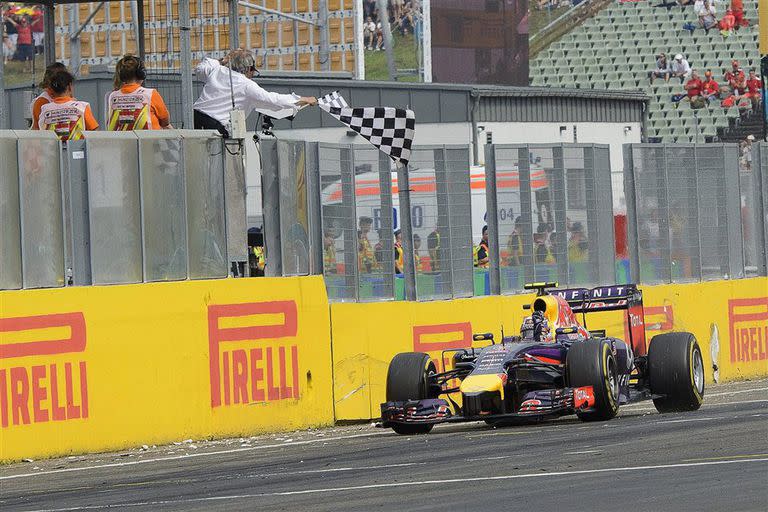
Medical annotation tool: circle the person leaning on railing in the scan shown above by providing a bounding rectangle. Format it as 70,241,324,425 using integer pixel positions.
192,48,317,137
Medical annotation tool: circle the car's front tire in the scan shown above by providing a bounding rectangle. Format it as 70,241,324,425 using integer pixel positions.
648,332,704,413
567,339,620,422
386,352,438,434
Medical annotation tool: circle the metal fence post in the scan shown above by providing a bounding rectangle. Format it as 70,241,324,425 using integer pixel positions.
518,146,535,285
229,0,240,50
0,21,5,130
723,145,745,278
485,144,501,295
44,1,56,66
622,144,640,284
179,0,194,130
755,144,768,275
398,163,417,300
261,140,282,276
69,5,81,76
318,0,330,72
552,145,569,285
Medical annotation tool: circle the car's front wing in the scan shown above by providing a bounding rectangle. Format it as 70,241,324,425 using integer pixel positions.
380,386,596,427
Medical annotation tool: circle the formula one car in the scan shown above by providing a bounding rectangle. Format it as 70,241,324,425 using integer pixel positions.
381,282,705,434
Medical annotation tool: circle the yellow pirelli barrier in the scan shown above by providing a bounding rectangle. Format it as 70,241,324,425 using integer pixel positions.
331,278,768,421
0,276,334,462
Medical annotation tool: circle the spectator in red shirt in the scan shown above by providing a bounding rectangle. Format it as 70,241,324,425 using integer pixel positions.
673,71,704,107
724,60,746,93
731,0,748,28
6,15,33,72
719,9,736,36
685,71,703,98
745,69,763,110
30,11,44,55
701,71,720,102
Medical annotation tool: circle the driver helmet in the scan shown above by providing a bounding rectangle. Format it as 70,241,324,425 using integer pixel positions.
520,310,553,342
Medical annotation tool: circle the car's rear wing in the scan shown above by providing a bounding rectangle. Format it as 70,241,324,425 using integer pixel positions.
552,285,642,313
553,284,648,355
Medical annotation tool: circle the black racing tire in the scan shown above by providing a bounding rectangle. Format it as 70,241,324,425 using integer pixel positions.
386,352,438,435
567,339,620,422
648,332,705,413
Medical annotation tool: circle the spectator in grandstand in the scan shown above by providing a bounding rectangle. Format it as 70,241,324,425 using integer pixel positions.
672,70,703,107
394,229,404,274
719,9,736,36
107,55,171,130
3,33,15,65
649,53,671,83
395,2,417,36
7,15,34,72
30,10,43,55
193,48,317,136
721,63,747,108
670,54,691,83
364,0,376,18
364,16,383,50
731,0,748,28
474,225,490,268
701,70,720,102
36,69,99,140
3,14,17,56
745,69,763,110
31,62,67,129
694,0,717,33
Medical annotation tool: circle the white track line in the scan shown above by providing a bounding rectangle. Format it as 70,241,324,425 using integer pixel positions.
0,431,391,481
4,389,768,482
704,386,768,398
19,458,768,512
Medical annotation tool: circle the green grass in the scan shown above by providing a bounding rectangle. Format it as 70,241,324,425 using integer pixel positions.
364,31,421,82
3,55,46,87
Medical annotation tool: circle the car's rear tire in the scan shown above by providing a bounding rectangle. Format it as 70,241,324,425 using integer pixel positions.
386,352,438,434
648,332,704,413
567,339,620,422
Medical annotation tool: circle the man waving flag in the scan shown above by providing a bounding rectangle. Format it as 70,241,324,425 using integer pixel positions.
318,91,415,166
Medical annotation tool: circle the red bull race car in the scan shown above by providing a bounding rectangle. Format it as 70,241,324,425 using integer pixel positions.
381,282,705,434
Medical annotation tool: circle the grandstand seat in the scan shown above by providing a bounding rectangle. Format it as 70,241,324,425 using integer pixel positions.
530,0,760,142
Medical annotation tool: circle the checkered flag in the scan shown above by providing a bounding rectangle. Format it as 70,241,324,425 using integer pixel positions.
317,91,349,110
318,92,415,166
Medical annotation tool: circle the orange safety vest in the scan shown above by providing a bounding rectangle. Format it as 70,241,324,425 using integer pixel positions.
40,100,89,141
31,89,53,128
107,87,154,130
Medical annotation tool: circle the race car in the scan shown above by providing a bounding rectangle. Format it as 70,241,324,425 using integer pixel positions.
381,282,705,434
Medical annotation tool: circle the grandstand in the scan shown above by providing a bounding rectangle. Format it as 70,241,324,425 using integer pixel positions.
530,0,762,142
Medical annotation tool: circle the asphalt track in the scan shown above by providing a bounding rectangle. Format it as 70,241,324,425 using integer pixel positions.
2,379,767,512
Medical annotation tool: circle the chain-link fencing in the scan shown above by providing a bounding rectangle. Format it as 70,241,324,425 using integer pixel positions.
624,143,766,283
